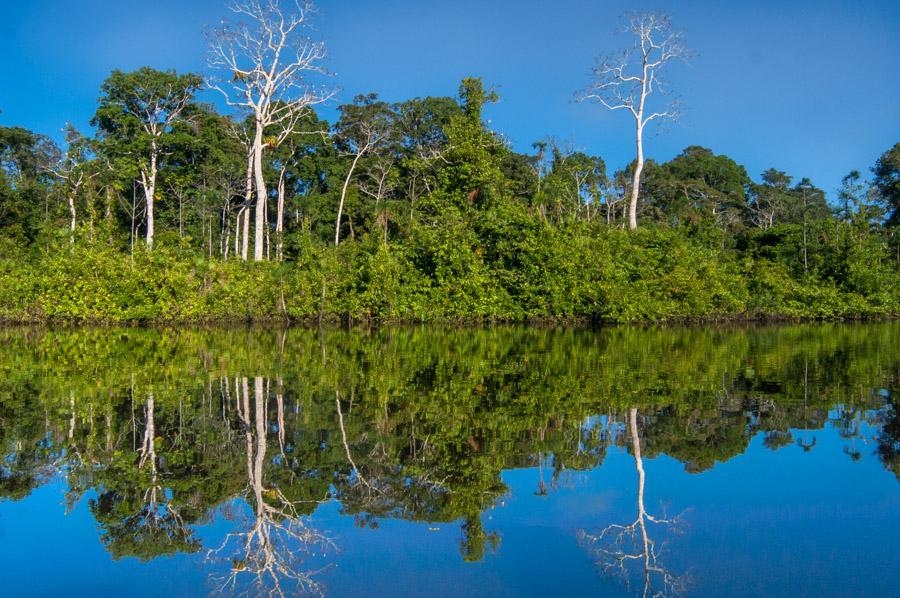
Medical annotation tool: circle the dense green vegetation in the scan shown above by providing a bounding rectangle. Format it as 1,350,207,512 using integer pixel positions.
0,324,896,589
1,5,898,323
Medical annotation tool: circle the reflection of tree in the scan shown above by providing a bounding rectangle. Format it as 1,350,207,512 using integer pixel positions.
763,429,794,450
459,514,501,563
331,387,504,562
0,380,54,501
211,377,333,597
91,392,200,560
876,401,900,480
334,392,507,561
581,408,687,597
0,323,897,579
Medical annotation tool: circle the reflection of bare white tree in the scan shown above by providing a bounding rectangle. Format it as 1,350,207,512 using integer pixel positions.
210,377,333,597
580,408,687,597
137,392,162,511
133,393,192,543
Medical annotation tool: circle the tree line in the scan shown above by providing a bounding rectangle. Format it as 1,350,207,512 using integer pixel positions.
1,1,898,322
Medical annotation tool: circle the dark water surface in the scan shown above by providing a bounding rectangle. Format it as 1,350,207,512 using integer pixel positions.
0,324,898,597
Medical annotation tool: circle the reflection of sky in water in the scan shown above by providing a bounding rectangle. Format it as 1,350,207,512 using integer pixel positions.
2,416,897,597
0,323,898,597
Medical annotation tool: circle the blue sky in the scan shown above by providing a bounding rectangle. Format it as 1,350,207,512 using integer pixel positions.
1,0,898,198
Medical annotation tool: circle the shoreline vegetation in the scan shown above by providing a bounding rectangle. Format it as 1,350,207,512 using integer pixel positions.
1,223,898,325
1,5,898,325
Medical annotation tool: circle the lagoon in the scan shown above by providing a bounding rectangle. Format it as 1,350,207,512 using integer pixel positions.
0,323,897,596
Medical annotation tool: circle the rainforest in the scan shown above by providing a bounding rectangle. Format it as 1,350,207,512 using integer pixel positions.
0,3,898,324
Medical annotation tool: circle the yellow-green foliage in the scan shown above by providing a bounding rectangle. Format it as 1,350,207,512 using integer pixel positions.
0,221,897,323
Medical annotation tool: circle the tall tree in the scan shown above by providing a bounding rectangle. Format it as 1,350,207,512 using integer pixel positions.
539,143,606,222
792,178,827,274
578,12,688,230
433,78,507,212
747,168,793,229
49,125,97,244
93,68,202,249
333,94,396,246
651,146,750,230
208,0,333,261
395,96,460,219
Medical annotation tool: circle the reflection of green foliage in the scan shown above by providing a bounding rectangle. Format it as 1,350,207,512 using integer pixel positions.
91,493,202,561
460,515,500,563
639,408,750,473
763,430,794,451
0,456,42,501
877,404,900,481
0,323,896,563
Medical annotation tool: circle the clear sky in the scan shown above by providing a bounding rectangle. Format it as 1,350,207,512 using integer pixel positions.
1,0,898,199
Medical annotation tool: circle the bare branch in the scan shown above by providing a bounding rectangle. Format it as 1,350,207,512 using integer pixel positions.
576,12,689,230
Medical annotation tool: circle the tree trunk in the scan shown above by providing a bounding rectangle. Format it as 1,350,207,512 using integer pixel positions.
628,126,644,231
222,202,231,260
240,152,253,260
86,184,95,243
802,222,809,274
241,206,250,260
252,122,267,261
67,193,76,244
234,209,243,259
276,166,286,261
335,151,364,246
142,140,158,249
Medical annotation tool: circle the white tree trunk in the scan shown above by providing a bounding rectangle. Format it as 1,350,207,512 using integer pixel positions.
142,141,158,249
276,166,286,261
252,123,267,262
241,210,250,260
67,194,77,244
234,210,241,259
240,151,254,261
629,125,644,231
335,151,364,246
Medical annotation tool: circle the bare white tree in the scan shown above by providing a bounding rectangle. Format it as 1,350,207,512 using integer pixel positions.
334,123,387,246
48,125,98,244
578,12,688,230
208,0,334,261
358,157,397,212
359,158,399,243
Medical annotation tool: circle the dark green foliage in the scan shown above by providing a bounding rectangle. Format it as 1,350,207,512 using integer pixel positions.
0,126,59,242
2,216,895,323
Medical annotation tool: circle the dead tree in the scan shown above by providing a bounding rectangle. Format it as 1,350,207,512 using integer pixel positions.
578,13,688,230
208,0,334,261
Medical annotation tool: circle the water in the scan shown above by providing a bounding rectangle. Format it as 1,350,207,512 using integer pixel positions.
0,323,897,597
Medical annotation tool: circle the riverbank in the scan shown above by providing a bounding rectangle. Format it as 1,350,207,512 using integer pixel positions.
2,228,898,325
